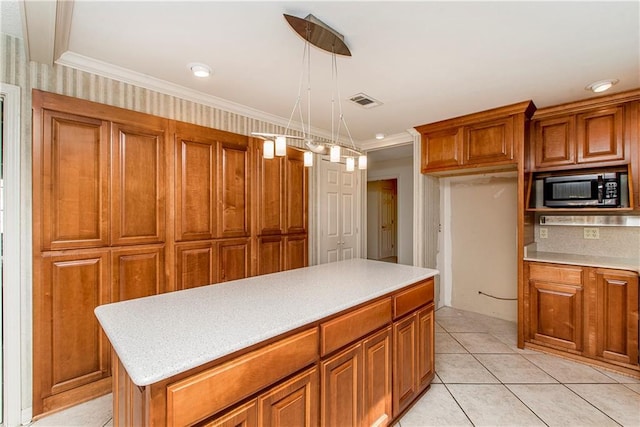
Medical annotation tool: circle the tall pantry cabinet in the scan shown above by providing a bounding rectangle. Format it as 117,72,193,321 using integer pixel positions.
31,90,308,417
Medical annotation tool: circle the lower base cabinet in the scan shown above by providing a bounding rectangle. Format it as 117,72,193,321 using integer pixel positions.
110,278,435,427
525,262,639,375
393,304,435,417
320,327,392,427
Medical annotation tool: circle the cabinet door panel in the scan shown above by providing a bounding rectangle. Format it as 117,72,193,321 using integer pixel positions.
417,305,435,390
203,400,258,427
258,236,284,275
420,128,463,171
111,123,165,245
363,327,391,427
112,246,165,302
176,241,215,290
259,367,318,427
285,234,307,271
530,281,583,351
257,145,285,236
175,127,216,241
217,139,250,237
533,116,575,169
393,313,417,417
577,107,625,164
37,251,111,400
321,344,361,427
464,117,514,165
217,238,250,283
41,110,109,250
596,270,638,364
286,149,308,234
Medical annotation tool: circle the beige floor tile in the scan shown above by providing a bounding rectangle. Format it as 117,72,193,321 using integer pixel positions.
436,316,489,333
436,332,468,353
451,332,515,353
31,394,113,427
432,373,442,383
434,321,446,333
492,332,540,355
447,384,545,426
625,383,640,394
481,316,517,335
507,384,618,427
475,354,558,384
524,353,617,384
567,383,640,426
596,368,640,384
436,353,499,384
399,384,472,427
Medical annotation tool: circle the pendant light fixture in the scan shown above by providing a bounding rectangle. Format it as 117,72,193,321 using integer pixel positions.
251,13,367,171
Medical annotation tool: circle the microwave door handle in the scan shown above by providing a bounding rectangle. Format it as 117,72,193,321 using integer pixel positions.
597,175,604,203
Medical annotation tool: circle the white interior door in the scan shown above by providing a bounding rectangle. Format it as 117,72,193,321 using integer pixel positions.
318,159,360,263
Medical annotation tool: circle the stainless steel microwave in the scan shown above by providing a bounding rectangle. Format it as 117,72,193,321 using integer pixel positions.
543,171,628,208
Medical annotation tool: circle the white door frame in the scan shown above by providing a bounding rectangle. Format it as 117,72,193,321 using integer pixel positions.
1,83,24,427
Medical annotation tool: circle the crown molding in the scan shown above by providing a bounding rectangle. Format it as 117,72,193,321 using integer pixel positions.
358,130,414,152
55,51,354,145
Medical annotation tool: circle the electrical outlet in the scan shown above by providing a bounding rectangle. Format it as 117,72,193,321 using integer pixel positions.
584,227,600,239
539,228,548,239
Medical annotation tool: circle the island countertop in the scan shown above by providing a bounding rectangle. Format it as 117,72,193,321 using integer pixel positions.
95,258,438,387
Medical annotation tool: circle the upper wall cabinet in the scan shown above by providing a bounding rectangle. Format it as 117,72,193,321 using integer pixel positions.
417,101,536,174
530,90,640,172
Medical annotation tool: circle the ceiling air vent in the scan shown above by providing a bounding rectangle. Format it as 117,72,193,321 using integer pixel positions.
349,93,383,109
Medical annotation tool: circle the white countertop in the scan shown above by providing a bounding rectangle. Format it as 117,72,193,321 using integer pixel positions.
524,251,640,274
95,258,438,386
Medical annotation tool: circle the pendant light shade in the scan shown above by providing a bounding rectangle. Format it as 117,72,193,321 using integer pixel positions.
358,155,367,170
346,157,355,171
263,140,275,159
304,151,313,167
275,136,287,156
330,145,341,162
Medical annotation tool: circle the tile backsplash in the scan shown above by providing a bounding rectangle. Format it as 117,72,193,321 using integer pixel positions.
535,224,640,259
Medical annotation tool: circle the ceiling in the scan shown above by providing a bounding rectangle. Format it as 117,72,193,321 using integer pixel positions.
3,1,640,149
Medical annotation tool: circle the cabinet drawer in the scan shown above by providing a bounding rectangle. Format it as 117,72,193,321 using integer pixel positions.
321,298,391,356
393,279,434,319
167,328,318,427
528,263,582,285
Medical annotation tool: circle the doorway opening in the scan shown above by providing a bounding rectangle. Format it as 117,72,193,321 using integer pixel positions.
367,179,397,263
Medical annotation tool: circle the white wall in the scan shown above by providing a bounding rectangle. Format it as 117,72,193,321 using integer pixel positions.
441,172,518,322
367,156,413,265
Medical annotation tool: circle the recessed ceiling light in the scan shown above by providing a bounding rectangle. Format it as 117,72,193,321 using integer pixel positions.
375,133,385,140
188,63,211,78
585,79,618,93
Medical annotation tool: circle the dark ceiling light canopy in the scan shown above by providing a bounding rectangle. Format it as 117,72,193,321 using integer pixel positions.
283,14,351,57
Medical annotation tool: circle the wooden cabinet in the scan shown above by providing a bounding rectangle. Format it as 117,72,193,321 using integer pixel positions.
112,245,165,302
525,261,639,375
258,235,284,275
392,305,434,417
217,238,250,283
32,91,309,416
594,269,639,365
34,250,111,414
175,241,215,290
531,90,640,172
174,123,217,241
258,367,319,427
417,101,535,174
285,234,307,271
110,122,166,246
527,263,584,352
217,136,250,238
39,109,110,251
320,327,392,427
203,400,257,427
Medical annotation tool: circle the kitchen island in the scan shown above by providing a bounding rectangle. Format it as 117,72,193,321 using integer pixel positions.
96,258,439,426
